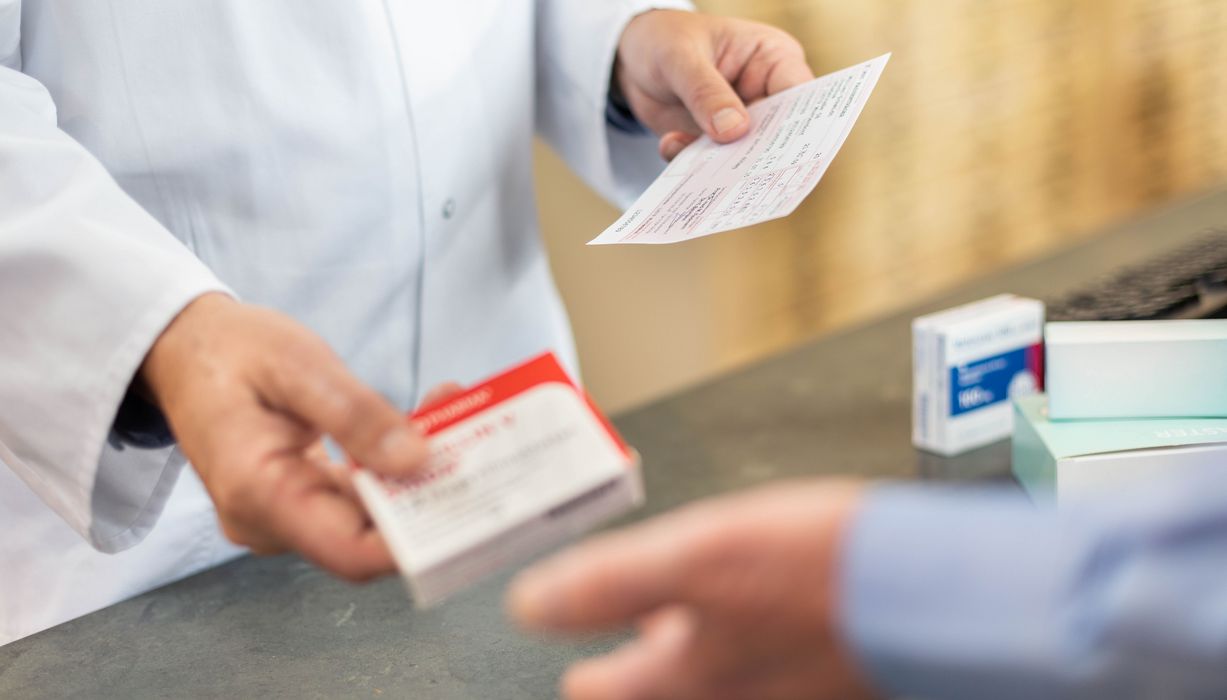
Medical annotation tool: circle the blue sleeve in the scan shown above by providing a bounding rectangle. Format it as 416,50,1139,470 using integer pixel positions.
839,469,1227,700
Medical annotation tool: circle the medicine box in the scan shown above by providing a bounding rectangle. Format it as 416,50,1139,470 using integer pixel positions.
1046,319,1227,419
913,295,1045,456
1013,394,1227,503
355,353,642,607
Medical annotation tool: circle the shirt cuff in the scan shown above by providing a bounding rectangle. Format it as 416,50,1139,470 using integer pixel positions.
108,389,175,450
837,484,1083,700
606,74,648,135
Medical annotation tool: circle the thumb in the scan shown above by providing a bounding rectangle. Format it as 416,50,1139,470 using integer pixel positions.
263,346,429,477
668,54,749,143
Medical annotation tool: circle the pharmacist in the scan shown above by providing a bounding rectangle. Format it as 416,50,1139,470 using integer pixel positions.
0,3,814,644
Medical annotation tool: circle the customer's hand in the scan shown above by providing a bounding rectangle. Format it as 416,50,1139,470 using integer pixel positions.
140,292,429,581
616,10,813,160
508,480,879,700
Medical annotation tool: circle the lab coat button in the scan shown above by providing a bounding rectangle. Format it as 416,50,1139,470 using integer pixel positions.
442,198,457,220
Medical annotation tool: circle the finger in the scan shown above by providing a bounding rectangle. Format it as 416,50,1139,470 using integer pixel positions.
733,43,813,100
266,460,396,581
419,381,464,409
263,345,428,477
304,438,344,470
508,515,703,632
763,56,814,96
319,457,362,504
218,518,285,556
563,607,697,700
246,542,288,557
303,438,364,505
666,51,750,143
636,102,704,140
719,659,850,700
659,131,697,161
284,497,394,581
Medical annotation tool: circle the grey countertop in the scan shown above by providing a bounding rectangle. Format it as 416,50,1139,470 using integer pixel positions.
4,189,1227,699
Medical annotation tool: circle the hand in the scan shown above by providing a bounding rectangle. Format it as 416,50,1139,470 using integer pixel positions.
418,381,464,409
615,10,814,160
140,292,429,581
508,480,879,700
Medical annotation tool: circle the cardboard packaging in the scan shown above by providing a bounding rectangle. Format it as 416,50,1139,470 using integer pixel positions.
913,295,1045,455
1046,319,1227,419
1012,394,1227,503
355,353,642,607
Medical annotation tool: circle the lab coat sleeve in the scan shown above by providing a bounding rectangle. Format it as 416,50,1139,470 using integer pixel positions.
0,65,230,553
534,0,693,208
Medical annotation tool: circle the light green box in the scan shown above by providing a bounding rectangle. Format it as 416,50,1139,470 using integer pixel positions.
1012,394,1227,503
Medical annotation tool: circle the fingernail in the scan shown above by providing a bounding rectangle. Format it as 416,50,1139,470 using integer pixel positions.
379,424,426,465
661,138,684,161
508,571,556,626
712,107,745,136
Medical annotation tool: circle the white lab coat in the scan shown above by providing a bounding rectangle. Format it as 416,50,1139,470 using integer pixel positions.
0,0,685,645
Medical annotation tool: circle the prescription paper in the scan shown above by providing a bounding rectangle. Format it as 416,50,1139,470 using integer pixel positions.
590,53,890,245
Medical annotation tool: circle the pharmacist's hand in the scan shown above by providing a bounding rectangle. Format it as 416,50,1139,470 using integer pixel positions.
140,293,429,581
616,10,813,160
419,382,464,408
508,480,879,700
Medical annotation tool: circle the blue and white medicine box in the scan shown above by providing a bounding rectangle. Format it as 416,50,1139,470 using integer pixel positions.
1046,319,1227,420
912,295,1045,456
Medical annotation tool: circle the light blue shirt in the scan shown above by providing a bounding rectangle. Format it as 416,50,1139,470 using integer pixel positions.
841,465,1227,699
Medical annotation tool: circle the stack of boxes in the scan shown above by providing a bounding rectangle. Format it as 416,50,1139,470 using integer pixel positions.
914,301,1227,503
1013,319,1227,503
